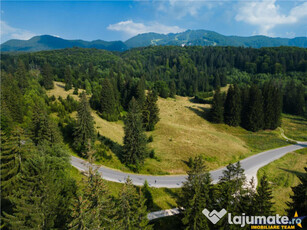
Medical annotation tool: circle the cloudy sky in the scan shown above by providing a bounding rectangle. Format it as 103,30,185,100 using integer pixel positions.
1,0,307,43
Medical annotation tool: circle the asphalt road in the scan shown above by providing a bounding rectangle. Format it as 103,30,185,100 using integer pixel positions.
71,142,307,188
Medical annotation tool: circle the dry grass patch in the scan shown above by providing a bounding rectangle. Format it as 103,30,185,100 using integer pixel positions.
46,81,85,100
147,96,248,174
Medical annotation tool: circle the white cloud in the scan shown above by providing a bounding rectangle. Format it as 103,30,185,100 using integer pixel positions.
1,21,36,42
107,20,185,37
235,0,307,36
156,0,211,19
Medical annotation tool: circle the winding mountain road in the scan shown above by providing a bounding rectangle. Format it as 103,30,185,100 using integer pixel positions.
71,142,307,188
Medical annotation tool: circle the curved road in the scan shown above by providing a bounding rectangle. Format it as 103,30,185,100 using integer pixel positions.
71,142,307,188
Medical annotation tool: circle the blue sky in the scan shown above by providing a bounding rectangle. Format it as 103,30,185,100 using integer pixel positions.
1,0,307,43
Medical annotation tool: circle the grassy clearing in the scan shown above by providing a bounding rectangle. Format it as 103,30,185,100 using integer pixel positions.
257,148,307,215
46,81,86,100
50,82,290,175
281,114,307,141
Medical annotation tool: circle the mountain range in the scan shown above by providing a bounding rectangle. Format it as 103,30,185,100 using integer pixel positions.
1,30,307,52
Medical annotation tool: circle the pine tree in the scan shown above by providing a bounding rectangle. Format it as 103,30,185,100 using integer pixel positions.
217,162,247,229
2,156,64,230
142,180,154,210
142,90,160,131
99,78,119,121
287,167,307,217
169,80,176,98
64,65,73,91
135,77,146,107
0,128,32,197
1,73,24,123
69,193,93,230
263,81,282,130
15,60,28,92
30,104,61,146
41,63,54,90
73,92,95,157
122,98,147,170
224,85,241,126
209,87,224,123
69,168,114,229
255,174,274,216
213,75,221,89
179,156,212,230
116,178,151,229
245,85,264,132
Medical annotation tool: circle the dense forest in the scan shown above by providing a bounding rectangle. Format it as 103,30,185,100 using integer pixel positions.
1,46,306,229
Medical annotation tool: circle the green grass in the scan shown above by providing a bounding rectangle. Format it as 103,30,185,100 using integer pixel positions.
281,114,307,141
257,148,307,215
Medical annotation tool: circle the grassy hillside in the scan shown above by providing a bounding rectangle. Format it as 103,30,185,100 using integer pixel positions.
257,148,307,215
49,82,291,175
282,114,307,141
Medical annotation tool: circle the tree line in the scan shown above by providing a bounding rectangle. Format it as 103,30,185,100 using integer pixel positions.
210,80,283,131
1,46,306,116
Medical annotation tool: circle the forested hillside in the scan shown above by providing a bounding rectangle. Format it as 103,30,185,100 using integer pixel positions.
1,46,306,229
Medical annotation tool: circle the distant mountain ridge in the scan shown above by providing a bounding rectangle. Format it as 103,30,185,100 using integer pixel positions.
0,35,128,52
125,30,307,48
1,30,307,52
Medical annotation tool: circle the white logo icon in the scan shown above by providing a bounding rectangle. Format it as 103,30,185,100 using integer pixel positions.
202,208,227,224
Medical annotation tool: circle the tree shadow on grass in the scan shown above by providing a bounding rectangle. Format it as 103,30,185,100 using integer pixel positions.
164,188,181,200
186,106,210,120
98,135,123,161
278,168,305,179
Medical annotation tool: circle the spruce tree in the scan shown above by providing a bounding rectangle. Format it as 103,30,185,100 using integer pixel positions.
209,87,224,123
217,162,247,229
41,63,54,90
224,85,241,126
2,156,64,229
255,174,274,216
135,77,146,107
213,75,221,89
287,167,307,217
122,98,147,170
70,168,114,229
272,84,282,129
142,90,160,131
73,92,95,157
142,180,154,210
169,80,176,98
15,60,28,92
64,65,73,91
30,104,61,146
0,128,31,196
263,81,282,130
116,178,152,229
99,78,119,121
245,85,264,132
179,156,212,230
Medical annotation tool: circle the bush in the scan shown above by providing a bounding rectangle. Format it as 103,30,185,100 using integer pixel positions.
147,135,153,143
149,149,155,159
